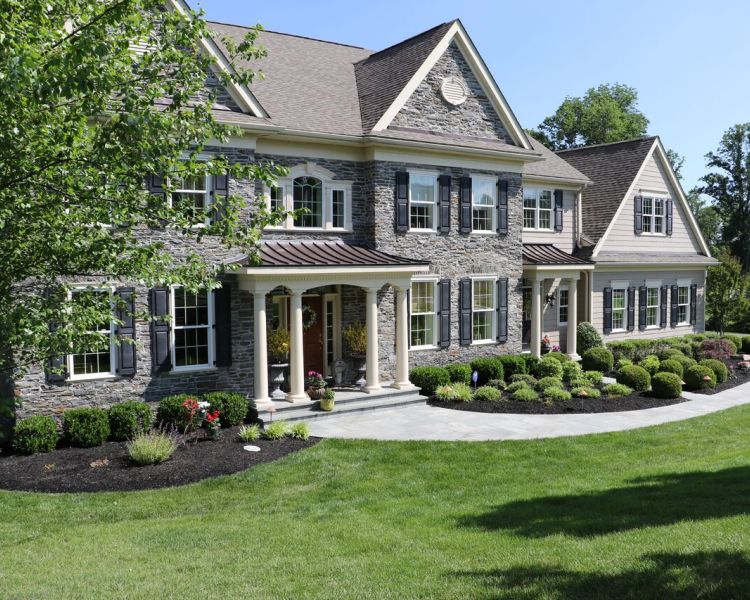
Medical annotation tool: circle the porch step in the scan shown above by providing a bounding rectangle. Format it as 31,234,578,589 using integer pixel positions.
258,388,427,423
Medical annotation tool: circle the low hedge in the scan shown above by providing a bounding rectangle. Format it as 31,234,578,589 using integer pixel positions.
651,372,683,399
156,394,199,431
202,391,248,427
582,347,614,373
12,415,58,454
445,364,472,385
639,355,660,376
684,364,717,390
658,358,684,379
410,366,450,397
616,365,651,392
537,357,564,379
698,359,729,384
544,352,571,363
108,401,154,441
63,408,110,447
470,357,504,386
496,355,526,382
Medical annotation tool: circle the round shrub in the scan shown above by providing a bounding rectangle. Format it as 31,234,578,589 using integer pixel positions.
535,376,564,392
674,355,697,373
63,408,110,447
522,354,541,377
651,372,684,399
537,357,564,379
156,393,196,430
602,383,633,398
409,366,450,397
544,352,571,363
658,359,684,379
445,364,472,385
698,339,735,361
108,401,154,441
582,347,614,373
487,378,507,390
568,377,590,389
699,359,729,384
470,357,504,386
742,335,750,354
571,386,601,399
544,387,572,402
506,381,531,394
497,355,527,382
582,370,604,386
510,373,537,386
672,343,694,358
562,361,583,383
512,387,539,402
202,391,248,426
684,365,717,390
616,365,651,392
473,386,502,402
577,321,603,354
435,383,473,402
616,358,633,370
12,415,58,454
639,355,660,376
659,347,684,361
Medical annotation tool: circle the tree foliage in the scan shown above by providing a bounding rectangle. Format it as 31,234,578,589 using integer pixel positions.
529,83,649,150
705,247,750,335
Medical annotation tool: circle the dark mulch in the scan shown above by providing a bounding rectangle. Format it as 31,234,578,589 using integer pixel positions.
0,425,319,494
691,357,750,396
430,392,688,415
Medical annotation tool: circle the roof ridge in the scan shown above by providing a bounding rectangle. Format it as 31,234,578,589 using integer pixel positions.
206,20,368,50
555,136,657,154
355,20,456,65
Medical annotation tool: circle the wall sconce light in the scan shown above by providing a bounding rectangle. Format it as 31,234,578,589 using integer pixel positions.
545,293,556,307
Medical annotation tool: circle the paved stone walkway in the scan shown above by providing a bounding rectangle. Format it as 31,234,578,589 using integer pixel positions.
307,381,750,441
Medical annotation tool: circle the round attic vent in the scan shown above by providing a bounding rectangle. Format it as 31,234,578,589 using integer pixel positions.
440,76,469,106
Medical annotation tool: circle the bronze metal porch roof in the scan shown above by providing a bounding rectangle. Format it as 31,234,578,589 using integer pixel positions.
230,240,429,268
523,243,593,266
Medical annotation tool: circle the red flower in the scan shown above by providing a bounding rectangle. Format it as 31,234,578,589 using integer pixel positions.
206,410,220,423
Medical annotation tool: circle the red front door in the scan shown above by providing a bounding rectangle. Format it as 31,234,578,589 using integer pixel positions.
302,297,325,375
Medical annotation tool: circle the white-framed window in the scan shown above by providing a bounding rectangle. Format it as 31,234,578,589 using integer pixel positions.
523,187,553,230
611,284,628,332
472,278,496,343
409,172,438,231
169,172,212,225
646,286,660,327
472,177,496,232
271,296,289,331
677,283,690,325
293,176,323,228
642,197,665,234
68,288,116,380
171,287,214,371
558,287,569,326
410,279,438,349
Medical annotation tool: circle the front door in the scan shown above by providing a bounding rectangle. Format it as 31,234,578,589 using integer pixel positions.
302,296,325,375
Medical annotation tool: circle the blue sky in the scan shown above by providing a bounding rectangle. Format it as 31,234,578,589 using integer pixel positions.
198,0,750,192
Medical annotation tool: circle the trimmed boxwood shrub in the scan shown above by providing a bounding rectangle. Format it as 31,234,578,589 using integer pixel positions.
742,335,750,354
672,343,694,358
474,386,502,402
202,391,248,427
658,359,684,379
108,401,154,441
616,365,651,392
470,357,504,386
497,355,527,381
435,383,473,402
544,351,571,363
562,361,583,382
510,373,537,386
487,378,507,390
506,381,530,394
512,387,539,402
571,386,601,399
156,393,197,431
535,376,564,392
581,370,604,386
63,408,110,447
12,415,58,454
522,354,541,377
639,355,660,376
616,358,633,370
684,365,717,390
544,387,572,402
410,366,450,397
698,339,735,361
577,321,603,354
674,355,697,373
537,356,564,379
582,347,614,373
699,359,729,384
602,383,633,398
444,363,472,385
651,372,684,399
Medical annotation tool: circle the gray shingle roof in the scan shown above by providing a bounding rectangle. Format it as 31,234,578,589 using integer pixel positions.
523,139,590,183
592,252,719,266
556,137,657,243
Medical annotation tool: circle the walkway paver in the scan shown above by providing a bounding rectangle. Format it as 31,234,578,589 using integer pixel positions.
307,381,750,441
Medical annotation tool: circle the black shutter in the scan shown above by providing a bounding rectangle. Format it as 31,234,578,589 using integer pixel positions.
497,179,508,234
438,175,451,232
147,174,166,226
496,277,508,343
212,172,229,222
627,287,636,331
603,287,613,334
690,283,698,325
214,284,232,367
395,171,409,232
638,286,647,330
150,287,171,373
147,174,164,195
438,279,451,348
46,323,67,384
115,287,137,376
660,285,668,328
459,176,472,234
554,189,564,231
666,199,674,236
634,196,643,234
670,284,679,326
459,278,472,346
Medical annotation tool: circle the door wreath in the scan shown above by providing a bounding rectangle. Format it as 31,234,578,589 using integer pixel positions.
302,304,317,331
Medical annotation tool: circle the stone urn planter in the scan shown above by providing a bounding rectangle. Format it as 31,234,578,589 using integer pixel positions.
307,387,326,400
269,363,288,400
353,356,367,389
343,322,367,389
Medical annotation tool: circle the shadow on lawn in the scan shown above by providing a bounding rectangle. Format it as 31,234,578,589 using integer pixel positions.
452,550,750,600
458,466,750,537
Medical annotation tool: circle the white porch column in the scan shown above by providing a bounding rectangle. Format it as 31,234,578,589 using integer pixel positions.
531,278,543,357
287,289,307,402
393,286,412,390
252,291,270,404
567,276,580,359
364,287,381,392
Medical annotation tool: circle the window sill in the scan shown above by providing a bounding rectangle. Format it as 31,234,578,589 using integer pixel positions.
471,340,497,346
170,366,217,375
67,373,117,382
407,229,438,234
639,232,666,237
263,227,353,233
523,227,555,233
409,345,438,352
611,329,627,334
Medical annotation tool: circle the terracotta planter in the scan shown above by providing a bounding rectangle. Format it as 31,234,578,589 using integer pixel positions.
307,387,326,400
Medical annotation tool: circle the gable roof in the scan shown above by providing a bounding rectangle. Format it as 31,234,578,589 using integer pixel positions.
556,137,656,243
523,139,590,184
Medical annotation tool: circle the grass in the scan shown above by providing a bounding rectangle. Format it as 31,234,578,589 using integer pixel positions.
2,407,750,599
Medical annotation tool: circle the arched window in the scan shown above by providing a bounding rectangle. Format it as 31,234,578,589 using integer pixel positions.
293,176,323,228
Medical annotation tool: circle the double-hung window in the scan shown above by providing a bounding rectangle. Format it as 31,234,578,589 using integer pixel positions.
409,173,437,231
410,280,437,348
68,289,115,380
677,285,690,325
170,173,211,225
642,197,665,234
472,177,496,232
646,286,660,327
612,287,627,331
472,278,495,343
172,287,213,370
558,288,569,325
523,187,552,230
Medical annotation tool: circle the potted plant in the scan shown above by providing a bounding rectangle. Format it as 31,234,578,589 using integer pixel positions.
320,388,335,411
305,370,327,399
343,322,367,388
541,335,551,355
268,327,290,400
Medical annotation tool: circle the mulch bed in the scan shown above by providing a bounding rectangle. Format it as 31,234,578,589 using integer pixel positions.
0,425,319,494
430,392,688,415
690,357,750,396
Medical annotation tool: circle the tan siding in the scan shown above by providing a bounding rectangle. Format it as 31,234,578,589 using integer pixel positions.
590,269,706,342
599,154,701,254
522,189,576,253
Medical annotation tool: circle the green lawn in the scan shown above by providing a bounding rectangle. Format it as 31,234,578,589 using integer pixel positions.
2,408,750,599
